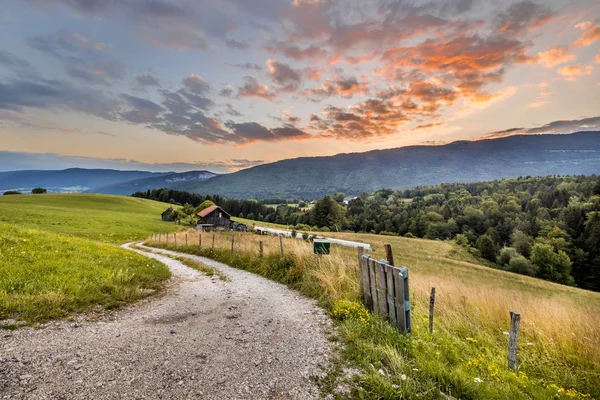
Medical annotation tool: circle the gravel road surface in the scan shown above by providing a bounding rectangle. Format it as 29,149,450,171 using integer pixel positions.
0,243,334,399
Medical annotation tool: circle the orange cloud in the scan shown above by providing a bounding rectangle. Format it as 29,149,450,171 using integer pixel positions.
536,46,576,67
573,21,600,47
557,64,594,80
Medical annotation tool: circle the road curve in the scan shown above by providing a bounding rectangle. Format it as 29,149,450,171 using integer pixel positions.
0,243,333,400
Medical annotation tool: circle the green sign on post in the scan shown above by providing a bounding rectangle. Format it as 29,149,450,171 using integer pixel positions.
313,239,331,255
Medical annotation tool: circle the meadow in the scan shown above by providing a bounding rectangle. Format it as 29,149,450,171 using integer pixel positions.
0,194,180,325
149,229,600,399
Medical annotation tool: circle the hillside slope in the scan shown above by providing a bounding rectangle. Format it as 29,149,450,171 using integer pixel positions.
0,194,180,243
175,131,600,199
90,170,217,195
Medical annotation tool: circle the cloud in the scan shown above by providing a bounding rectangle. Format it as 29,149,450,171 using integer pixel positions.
413,123,443,131
596,54,600,64
182,74,211,95
236,76,276,100
485,116,600,139
0,77,118,120
119,94,164,124
573,21,600,47
307,76,369,100
225,39,250,50
265,42,328,61
229,63,263,71
0,50,33,73
536,46,576,67
266,60,302,92
24,0,236,51
496,1,554,34
26,29,125,85
135,74,160,87
557,64,594,81
225,122,310,144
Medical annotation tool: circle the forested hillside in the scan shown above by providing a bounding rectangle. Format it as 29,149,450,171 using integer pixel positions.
133,175,600,291
172,132,600,199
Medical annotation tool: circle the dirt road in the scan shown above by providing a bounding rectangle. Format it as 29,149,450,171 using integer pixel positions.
0,243,333,399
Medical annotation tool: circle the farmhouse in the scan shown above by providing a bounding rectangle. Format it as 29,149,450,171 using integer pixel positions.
196,205,231,230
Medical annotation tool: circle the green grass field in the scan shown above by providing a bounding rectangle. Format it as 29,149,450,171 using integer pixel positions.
0,194,180,325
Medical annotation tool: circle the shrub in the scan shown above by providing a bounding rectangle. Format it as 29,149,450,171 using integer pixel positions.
291,229,297,238
476,234,497,262
508,255,538,276
498,247,519,266
3,190,21,195
302,232,310,240
31,187,47,194
405,232,416,238
455,233,469,246
331,300,369,327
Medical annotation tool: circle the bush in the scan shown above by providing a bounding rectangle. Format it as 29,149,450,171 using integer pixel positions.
508,255,538,276
291,229,297,238
331,300,369,327
405,232,416,238
455,233,469,246
3,190,21,195
498,247,519,266
302,232,310,240
31,187,47,194
476,234,497,262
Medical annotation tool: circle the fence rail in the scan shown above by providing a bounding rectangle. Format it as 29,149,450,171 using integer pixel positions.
359,254,411,333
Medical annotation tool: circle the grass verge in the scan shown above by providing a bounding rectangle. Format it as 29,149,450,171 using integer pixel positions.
0,222,170,326
147,230,600,400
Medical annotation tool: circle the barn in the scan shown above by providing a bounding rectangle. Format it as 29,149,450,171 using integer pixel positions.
196,205,231,230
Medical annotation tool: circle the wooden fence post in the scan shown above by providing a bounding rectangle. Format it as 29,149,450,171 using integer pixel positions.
384,244,395,266
429,287,436,335
367,258,378,313
259,241,264,257
508,311,521,372
185,233,188,246
212,233,215,248
231,235,235,254
199,233,202,248
279,236,284,255
375,262,388,318
385,265,397,326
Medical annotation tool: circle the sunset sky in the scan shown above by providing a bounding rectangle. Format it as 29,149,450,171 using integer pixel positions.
0,0,599,172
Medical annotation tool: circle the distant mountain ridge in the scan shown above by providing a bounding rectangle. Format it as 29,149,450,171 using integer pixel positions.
90,170,218,195
171,131,600,199
0,168,216,194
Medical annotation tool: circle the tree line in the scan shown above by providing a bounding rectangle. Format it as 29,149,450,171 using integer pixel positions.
133,176,600,291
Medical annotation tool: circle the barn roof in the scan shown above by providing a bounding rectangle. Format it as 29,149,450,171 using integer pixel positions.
197,205,230,218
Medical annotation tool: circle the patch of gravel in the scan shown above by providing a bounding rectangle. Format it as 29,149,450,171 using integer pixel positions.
0,243,334,399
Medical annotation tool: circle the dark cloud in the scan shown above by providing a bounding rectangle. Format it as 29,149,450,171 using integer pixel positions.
307,76,369,100
182,74,211,95
136,74,160,87
496,1,554,35
225,121,310,144
236,76,276,100
0,50,33,72
485,117,600,139
265,42,328,61
266,60,302,92
26,29,125,85
225,39,250,50
0,77,117,120
230,63,263,71
119,94,164,124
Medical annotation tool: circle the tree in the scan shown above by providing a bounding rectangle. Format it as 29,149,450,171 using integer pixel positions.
476,234,496,262
196,200,216,212
510,230,534,257
3,190,21,195
312,196,345,231
31,187,47,194
530,243,574,285
508,255,538,276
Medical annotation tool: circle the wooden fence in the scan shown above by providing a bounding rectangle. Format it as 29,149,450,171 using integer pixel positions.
359,252,411,333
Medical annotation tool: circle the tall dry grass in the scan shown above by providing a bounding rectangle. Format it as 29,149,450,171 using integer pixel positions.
149,229,600,398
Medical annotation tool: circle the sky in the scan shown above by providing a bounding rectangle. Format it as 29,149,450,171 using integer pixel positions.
0,0,599,173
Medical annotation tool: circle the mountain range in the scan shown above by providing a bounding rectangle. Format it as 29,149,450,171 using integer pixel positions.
172,131,600,199
0,169,216,194
1,131,598,199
